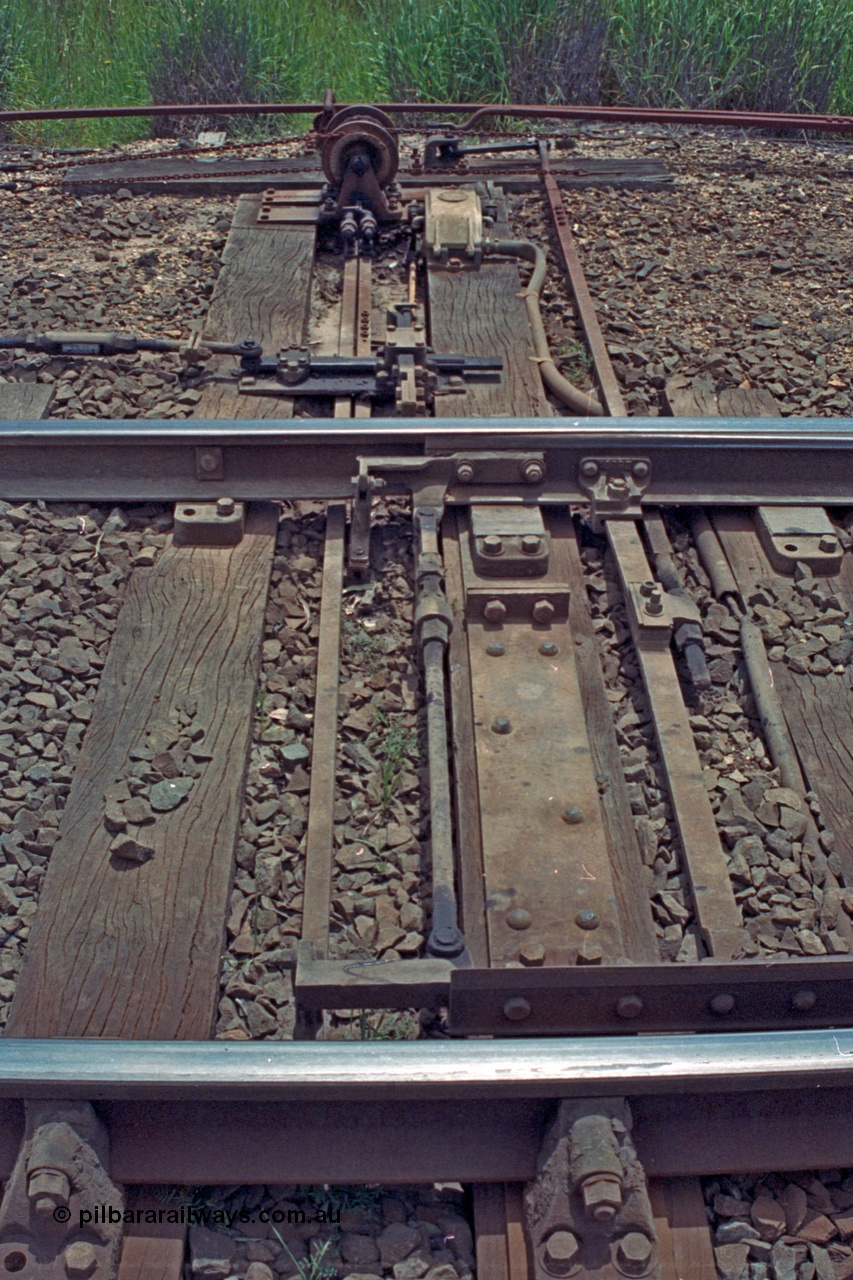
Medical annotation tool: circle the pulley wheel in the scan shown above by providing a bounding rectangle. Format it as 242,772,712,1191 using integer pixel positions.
325,104,397,133
321,118,400,186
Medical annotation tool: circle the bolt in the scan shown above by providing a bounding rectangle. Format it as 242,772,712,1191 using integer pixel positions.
456,461,475,484
576,942,603,965
575,909,600,930
710,992,736,1015
522,458,545,484
503,996,531,1022
216,496,236,517
791,988,817,1012
582,1174,622,1221
606,477,629,498
486,642,505,657
819,535,837,553
632,460,650,479
643,587,664,616
543,1230,579,1276
581,459,599,480
483,535,504,556
428,925,466,957
539,641,559,656
492,716,513,735
563,804,585,825
519,942,546,966
521,534,542,555
616,1233,653,1276
532,599,555,624
506,907,532,930
28,1168,70,1216
615,994,644,1020
64,1241,98,1280
484,599,507,624
197,449,220,474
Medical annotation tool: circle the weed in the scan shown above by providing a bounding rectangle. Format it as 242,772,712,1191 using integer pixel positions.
357,1008,420,1039
558,339,594,384
368,708,419,813
272,1232,337,1280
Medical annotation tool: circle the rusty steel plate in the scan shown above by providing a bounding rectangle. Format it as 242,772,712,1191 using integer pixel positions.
449,956,853,1035
461,515,624,968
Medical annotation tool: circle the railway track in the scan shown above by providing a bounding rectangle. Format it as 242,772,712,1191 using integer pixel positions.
0,99,853,1280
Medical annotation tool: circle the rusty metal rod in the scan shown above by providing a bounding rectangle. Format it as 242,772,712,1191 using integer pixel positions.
2,101,853,133
538,141,626,418
423,634,463,959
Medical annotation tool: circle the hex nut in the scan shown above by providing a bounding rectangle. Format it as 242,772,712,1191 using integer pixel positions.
519,942,546,966
582,1174,622,1220
503,996,532,1022
216,496,236,517
543,1230,579,1276
65,1241,98,1279
819,535,837,553
521,534,542,555
522,459,546,483
28,1168,70,1213
483,535,504,556
616,1232,653,1276
484,599,507,623
532,599,556,623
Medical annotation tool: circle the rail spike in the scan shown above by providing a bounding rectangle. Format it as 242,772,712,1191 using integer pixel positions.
0,1100,123,1280
526,1098,660,1280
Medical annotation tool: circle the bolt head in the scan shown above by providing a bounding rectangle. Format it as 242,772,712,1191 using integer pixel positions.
484,599,507,624
486,642,505,657
503,996,531,1022
543,1230,579,1276
606,477,629,497
582,1175,622,1220
616,1232,653,1276
539,641,559,656
521,534,542,555
522,459,545,483
581,459,599,479
506,907,532,930
710,992,736,1015
483,535,504,556
456,461,475,484
632,460,650,479
532,599,555,624
575,909,600,930
198,450,220,474
791,987,817,1012
491,716,513,735
65,1241,98,1280
519,942,546,966
562,804,585,825
216,496,236,517
616,994,644,1019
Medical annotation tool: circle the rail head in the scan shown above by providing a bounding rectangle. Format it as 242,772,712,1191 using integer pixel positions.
0,1031,851,1100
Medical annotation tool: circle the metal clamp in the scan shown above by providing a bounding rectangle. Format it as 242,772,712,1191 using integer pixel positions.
578,459,650,530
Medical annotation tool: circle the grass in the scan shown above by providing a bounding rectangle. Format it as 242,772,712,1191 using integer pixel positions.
1,0,852,146
367,708,419,813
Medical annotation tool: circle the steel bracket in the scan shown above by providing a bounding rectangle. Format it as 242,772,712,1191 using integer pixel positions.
469,503,549,576
424,187,484,268
525,1099,660,1280
0,1101,124,1280
755,505,844,575
578,458,650,530
173,498,245,546
623,581,701,644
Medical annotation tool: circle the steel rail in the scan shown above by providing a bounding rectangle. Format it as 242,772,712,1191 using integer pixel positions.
2,100,853,133
0,1031,850,1100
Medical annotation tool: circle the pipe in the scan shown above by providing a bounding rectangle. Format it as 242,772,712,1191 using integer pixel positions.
485,239,603,415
